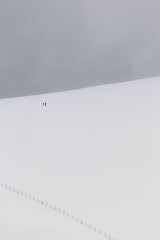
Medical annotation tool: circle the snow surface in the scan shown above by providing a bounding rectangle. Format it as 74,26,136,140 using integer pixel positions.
0,77,160,240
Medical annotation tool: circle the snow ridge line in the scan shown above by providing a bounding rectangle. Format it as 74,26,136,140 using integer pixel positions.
0,182,117,240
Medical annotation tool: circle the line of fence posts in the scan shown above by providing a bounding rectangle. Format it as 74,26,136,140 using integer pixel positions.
0,182,116,240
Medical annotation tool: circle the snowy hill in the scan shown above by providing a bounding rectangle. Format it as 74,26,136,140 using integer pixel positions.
0,78,160,240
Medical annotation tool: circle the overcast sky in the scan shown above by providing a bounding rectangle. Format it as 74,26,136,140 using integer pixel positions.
0,0,160,98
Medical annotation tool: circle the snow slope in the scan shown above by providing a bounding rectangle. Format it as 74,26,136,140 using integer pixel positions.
0,77,160,240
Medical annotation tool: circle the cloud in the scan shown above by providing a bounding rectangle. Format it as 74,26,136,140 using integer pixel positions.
0,0,160,97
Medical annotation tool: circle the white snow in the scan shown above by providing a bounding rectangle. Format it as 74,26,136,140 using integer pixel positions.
0,77,160,240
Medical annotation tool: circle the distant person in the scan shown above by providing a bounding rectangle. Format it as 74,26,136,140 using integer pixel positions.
45,102,47,106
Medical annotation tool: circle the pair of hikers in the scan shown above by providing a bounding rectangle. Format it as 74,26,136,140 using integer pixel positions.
42,102,47,106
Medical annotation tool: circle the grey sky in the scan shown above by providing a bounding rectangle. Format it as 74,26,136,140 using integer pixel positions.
0,0,160,98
